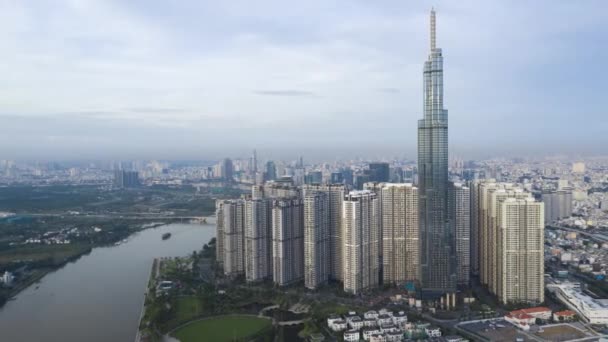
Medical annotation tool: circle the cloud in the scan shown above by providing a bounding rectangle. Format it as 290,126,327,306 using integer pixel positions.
0,0,606,159
253,90,316,97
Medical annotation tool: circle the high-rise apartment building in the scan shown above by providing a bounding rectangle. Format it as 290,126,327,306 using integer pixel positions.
418,8,456,295
253,182,300,200
380,184,419,285
245,199,273,282
304,192,330,289
216,201,225,268
302,184,346,281
221,199,246,277
342,190,380,294
498,198,544,304
272,198,304,286
449,182,470,286
542,189,573,223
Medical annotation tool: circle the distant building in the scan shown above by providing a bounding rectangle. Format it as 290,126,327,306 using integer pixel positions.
330,172,344,184
542,189,573,223
265,161,277,181
572,162,585,173
1,271,14,286
113,170,140,188
369,163,390,183
272,198,304,286
343,190,380,294
305,171,323,185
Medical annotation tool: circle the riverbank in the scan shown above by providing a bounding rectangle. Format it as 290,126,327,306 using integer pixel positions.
0,222,216,342
0,220,186,308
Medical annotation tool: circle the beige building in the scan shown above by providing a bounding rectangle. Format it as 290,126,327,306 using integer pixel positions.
215,200,225,268
302,184,346,281
474,181,544,304
379,183,419,285
342,190,380,294
498,198,544,304
272,198,304,286
303,192,330,289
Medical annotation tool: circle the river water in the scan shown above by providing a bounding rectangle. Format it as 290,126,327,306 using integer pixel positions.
0,221,216,342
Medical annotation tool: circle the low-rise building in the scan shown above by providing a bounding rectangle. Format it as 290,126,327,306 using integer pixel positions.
370,333,387,342
425,326,442,338
392,311,407,325
511,307,552,321
349,316,364,330
377,314,393,326
505,312,535,326
365,310,379,319
329,319,347,332
553,309,577,322
344,329,360,342
385,330,403,342
364,318,378,327
380,324,399,333
363,328,382,341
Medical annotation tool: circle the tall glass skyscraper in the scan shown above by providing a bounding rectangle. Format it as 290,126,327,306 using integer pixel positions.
417,8,456,295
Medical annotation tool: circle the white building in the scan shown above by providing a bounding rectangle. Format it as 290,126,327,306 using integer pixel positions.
344,330,360,342
363,328,382,341
343,190,380,294
220,199,246,277
1,271,14,286
425,326,442,337
555,283,608,324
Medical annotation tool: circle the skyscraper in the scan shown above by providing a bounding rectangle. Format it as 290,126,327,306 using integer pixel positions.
342,190,380,294
245,199,273,282
304,192,330,289
302,184,346,281
418,8,456,295
380,183,419,285
498,198,544,304
449,182,470,287
221,199,246,277
272,198,305,286
215,201,225,268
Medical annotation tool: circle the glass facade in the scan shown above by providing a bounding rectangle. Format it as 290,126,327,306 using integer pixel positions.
417,9,457,295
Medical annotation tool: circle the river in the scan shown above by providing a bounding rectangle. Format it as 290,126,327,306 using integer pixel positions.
0,221,216,342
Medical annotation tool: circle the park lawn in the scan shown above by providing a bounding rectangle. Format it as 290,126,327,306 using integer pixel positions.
172,315,271,342
175,296,203,322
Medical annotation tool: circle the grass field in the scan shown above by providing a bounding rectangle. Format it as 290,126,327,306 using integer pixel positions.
172,315,271,342
0,243,91,266
535,324,588,341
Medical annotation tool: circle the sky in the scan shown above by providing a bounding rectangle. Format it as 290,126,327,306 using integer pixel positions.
0,0,606,161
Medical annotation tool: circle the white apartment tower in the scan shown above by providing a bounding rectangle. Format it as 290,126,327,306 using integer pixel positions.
380,183,419,285
245,199,273,282
215,200,225,268
304,192,330,289
342,190,380,294
272,198,305,286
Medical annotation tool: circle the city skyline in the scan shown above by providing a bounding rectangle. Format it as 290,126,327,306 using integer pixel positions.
0,1,607,160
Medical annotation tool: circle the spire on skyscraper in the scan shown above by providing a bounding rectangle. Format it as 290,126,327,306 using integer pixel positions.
430,7,436,51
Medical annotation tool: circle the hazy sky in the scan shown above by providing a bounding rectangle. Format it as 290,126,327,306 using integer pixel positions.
0,1,606,161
